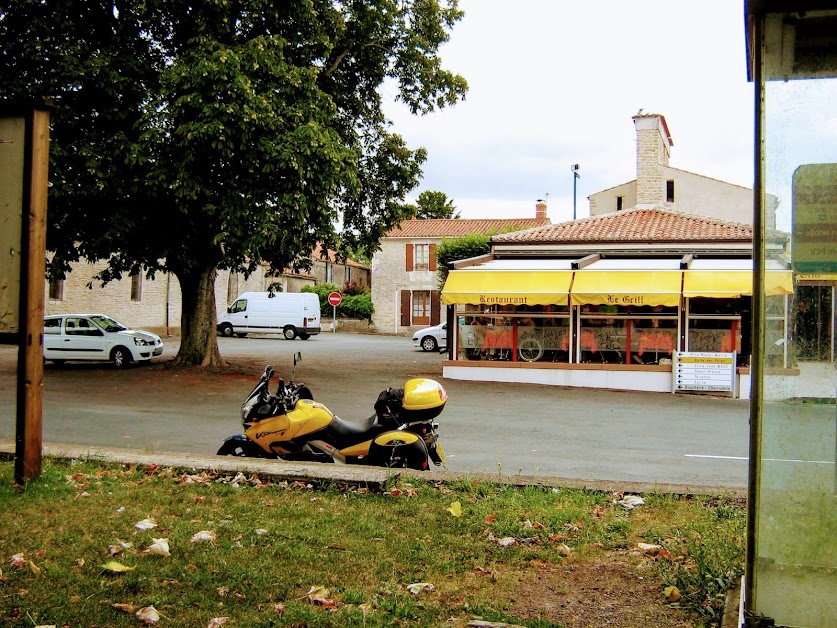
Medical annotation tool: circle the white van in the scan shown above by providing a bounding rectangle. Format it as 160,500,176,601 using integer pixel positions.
217,292,321,339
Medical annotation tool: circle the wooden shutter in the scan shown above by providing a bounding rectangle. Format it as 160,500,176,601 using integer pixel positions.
400,290,411,327
430,290,441,325
429,244,437,271
405,244,413,271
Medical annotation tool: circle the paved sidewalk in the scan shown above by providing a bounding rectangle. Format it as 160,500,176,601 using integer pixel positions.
0,440,746,498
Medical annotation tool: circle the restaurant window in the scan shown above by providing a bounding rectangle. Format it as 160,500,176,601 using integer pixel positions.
130,273,142,302
412,291,430,325
666,180,675,202
686,297,749,362
454,304,571,363
578,304,678,365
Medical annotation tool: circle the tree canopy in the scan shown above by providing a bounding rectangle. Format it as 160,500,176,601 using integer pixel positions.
0,0,467,365
401,190,460,219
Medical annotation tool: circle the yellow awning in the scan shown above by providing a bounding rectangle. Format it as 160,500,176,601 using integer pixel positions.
683,270,793,297
570,271,682,307
441,270,572,306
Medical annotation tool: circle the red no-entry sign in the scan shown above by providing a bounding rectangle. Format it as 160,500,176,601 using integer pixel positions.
327,292,342,306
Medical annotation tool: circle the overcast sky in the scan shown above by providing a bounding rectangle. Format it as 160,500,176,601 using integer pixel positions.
383,0,755,224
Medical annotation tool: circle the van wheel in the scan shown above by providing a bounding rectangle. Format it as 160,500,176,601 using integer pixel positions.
283,327,296,340
219,324,234,337
111,346,131,368
298,332,310,340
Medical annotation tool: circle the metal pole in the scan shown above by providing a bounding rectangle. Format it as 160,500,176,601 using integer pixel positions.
571,164,580,220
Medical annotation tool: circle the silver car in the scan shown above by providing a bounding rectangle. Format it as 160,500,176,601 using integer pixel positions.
412,322,447,352
43,314,164,367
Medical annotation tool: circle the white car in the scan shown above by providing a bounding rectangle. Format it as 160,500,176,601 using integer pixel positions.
43,314,164,367
412,322,447,352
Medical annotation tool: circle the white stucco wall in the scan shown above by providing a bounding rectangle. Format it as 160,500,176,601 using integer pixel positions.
371,237,441,334
589,182,637,216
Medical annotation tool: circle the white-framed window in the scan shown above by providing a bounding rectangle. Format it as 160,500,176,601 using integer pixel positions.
414,244,430,271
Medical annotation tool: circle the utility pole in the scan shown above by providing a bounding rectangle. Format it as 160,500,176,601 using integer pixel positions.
571,164,580,220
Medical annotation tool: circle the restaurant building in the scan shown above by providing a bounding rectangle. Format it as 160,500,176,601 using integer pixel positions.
440,207,795,399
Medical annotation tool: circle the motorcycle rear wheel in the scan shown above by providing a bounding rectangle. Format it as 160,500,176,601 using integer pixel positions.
217,440,271,458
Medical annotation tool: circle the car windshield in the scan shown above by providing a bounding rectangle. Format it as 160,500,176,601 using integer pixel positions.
90,315,127,333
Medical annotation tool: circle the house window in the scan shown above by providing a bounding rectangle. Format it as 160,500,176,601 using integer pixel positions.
414,244,430,271
616,196,623,211
48,276,64,301
325,263,333,283
131,273,142,302
412,291,430,325
226,272,239,304
666,180,675,203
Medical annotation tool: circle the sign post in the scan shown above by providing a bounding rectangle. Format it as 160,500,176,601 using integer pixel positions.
327,292,342,333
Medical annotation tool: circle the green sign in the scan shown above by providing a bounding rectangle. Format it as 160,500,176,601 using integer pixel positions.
792,164,837,274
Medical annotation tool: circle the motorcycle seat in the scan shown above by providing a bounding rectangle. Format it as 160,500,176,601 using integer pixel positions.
328,413,381,439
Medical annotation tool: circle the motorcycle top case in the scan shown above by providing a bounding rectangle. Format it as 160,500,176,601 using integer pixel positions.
400,378,447,422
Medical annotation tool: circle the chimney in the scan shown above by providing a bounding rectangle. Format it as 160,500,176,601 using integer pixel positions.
535,199,548,220
633,113,673,207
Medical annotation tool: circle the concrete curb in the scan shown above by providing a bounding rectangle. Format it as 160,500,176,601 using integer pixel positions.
0,440,746,498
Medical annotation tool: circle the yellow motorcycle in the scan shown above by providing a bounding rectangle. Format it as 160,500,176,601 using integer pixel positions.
217,355,446,470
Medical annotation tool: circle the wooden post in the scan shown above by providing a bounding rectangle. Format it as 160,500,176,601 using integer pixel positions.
14,107,50,484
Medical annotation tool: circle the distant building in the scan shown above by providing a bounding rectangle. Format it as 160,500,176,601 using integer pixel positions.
370,204,550,333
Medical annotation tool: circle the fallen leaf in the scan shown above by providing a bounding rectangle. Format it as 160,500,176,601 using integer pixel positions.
557,543,573,556
484,514,497,524
663,585,681,602
145,538,170,557
28,561,41,575
389,488,402,496
69,595,81,603
327,545,348,551
638,543,662,555
235,592,246,601
206,617,229,628
34,549,46,559
195,495,206,503
134,518,158,531
447,501,462,517
657,548,674,560
11,554,25,568
136,605,161,624
306,585,336,607
108,545,123,556
591,505,608,519
358,602,373,615
112,603,136,614
473,567,494,578
216,587,228,597
75,558,85,567
497,537,516,547
548,533,568,542
273,602,285,615
254,529,268,536
406,582,435,596
100,561,135,573
191,531,217,544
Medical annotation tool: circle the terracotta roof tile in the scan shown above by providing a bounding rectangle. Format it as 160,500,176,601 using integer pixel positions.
491,208,753,244
385,217,550,238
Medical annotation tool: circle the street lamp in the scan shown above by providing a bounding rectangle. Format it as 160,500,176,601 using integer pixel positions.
571,164,580,220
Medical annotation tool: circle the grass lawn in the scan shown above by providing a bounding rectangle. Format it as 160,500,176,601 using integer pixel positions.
0,459,744,627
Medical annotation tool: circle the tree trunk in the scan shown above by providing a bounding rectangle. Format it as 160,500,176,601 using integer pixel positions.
170,264,225,367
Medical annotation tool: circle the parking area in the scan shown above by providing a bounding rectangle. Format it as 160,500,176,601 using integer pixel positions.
0,332,751,487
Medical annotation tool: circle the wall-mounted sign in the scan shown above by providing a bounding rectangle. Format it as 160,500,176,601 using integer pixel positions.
673,351,736,395
0,116,26,334
792,163,837,274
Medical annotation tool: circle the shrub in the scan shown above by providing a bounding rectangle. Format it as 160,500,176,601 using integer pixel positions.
302,284,372,320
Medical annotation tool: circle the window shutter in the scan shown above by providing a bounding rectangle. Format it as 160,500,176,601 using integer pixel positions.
400,290,411,327
405,244,413,271
430,290,441,325
429,244,437,271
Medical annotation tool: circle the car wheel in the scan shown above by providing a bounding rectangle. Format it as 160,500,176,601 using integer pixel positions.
235,333,247,338
420,336,438,352
283,327,296,340
219,324,234,337
111,346,131,368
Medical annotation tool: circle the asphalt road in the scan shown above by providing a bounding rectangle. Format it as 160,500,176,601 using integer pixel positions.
0,332,751,488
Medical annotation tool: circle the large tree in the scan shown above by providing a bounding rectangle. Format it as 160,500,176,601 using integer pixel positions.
401,190,460,219
0,0,467,365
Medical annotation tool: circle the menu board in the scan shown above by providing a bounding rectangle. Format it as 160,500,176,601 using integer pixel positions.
673,351,736,395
